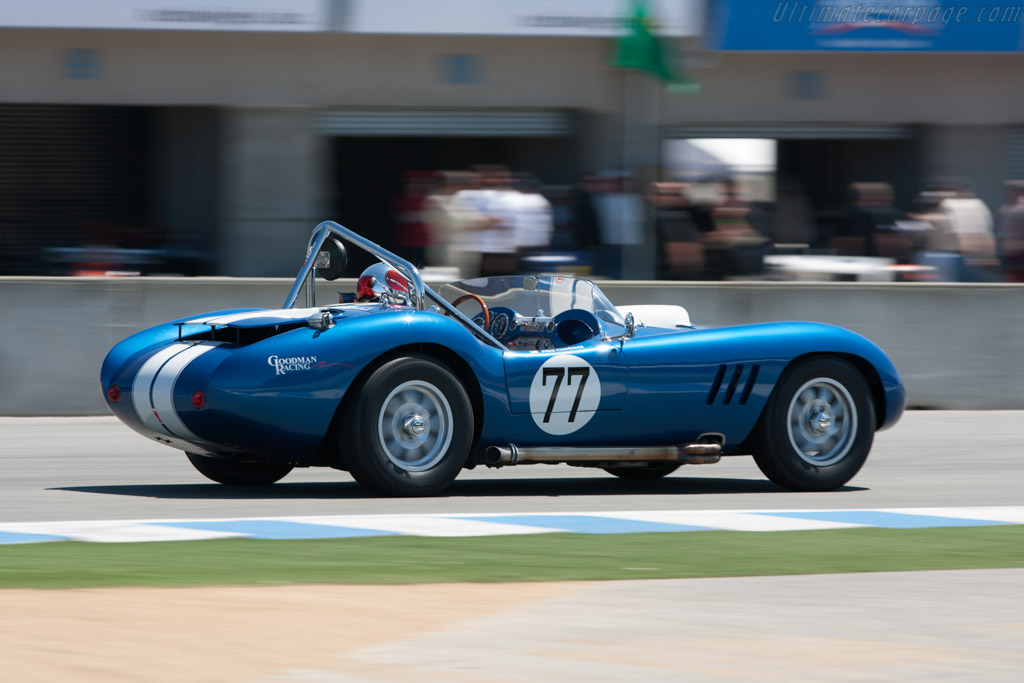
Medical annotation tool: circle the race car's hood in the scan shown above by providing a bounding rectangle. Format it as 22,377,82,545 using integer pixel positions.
183,304,390,330
177,304,406,345
184,307,328,328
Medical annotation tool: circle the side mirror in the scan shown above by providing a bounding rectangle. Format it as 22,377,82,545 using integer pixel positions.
314,238,347,281
623,311,636,338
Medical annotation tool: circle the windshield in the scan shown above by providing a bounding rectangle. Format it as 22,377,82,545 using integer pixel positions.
438,276,625,329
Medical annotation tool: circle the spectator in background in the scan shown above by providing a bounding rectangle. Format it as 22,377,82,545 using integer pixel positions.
592,172,643,278
997,180,1024,282
937,179,997,279
835,182,905,257
446,171,499,278
909,190,958,253
703,179,767,278
718,178,745,209
774,176,816,247
511,173,554,268
544,184,578,251
482,172,522,276
571,174,602,253
393,172,434,266
648,182,703,280
425,171,485,277
452,169,517,277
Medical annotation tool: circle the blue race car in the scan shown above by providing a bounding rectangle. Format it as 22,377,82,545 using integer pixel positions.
102,221,905,496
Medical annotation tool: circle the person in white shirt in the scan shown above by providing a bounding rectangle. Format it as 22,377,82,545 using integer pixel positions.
425,171,487,277
938,182,997,277
454,172,516,276
447,173,499,278
512,174,554,255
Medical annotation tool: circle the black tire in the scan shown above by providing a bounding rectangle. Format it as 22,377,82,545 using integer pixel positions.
186,452,293,486
753,356,875,491
603,463,681,480
343,355,472,496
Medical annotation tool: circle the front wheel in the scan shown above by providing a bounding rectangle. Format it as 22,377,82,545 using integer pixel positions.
343,356,473,496
752,357,875,491
186,453,293,486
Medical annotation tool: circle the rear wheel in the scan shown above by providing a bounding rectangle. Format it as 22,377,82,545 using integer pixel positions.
343,356,472,496
753,357,874,491
603,463,681,480
186,452,293,486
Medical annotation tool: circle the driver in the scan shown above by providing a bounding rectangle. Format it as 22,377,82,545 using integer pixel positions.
356,263,411,302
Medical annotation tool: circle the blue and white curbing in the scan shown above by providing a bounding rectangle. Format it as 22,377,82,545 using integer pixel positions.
1,506,1022,545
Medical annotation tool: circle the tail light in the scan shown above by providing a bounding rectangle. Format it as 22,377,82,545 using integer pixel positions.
107,385,120,403
191,391,205,409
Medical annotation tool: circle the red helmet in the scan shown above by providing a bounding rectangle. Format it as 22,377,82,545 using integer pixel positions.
356,262,411,302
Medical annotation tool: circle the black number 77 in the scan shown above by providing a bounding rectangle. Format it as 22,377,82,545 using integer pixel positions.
542,367,591,423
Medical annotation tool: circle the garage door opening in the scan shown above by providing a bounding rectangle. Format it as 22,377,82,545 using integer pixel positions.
663,131,922,249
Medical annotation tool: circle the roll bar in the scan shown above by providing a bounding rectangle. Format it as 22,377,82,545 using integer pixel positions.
283,221,503,349
283,221,427,311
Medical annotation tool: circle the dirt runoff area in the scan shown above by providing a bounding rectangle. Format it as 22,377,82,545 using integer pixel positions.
0,582,578,682
5,571,1024,681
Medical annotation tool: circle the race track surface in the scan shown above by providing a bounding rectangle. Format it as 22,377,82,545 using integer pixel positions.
3,411,1023,682
0,411,1021,523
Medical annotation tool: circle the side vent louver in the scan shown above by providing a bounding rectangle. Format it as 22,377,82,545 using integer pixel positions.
722,365,744,405
706,365,727,405
707,363,761,406
739,364,760,405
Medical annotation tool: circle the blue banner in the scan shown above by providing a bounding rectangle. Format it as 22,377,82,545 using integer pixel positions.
709,0,1024,51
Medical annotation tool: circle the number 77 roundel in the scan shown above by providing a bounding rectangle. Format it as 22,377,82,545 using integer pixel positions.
528,355,601,435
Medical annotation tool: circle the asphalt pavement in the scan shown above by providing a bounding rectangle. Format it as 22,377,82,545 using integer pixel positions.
1,411,1021,523
2,411,1022,682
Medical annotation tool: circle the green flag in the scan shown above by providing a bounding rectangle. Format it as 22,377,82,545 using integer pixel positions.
611,0,696,90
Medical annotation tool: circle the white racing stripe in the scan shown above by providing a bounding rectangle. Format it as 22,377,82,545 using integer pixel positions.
150,344,215,442
132,342,217,450
132,344,191,434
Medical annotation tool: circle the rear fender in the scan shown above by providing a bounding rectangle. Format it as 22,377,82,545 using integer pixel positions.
189,311,505,459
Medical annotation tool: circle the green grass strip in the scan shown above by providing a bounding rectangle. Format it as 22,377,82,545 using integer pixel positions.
1,526,1022,589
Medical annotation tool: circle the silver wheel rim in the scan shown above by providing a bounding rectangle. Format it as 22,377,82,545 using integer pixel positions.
786,377,857,467
377,380,454,472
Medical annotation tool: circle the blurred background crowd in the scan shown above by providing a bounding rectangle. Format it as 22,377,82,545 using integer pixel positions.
383,167,1024,282
3,0,1024,283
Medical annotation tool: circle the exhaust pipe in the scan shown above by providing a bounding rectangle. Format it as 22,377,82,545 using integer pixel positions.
485,442,721,467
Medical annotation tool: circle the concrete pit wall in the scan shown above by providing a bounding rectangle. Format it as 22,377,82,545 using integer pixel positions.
0,277,1019,416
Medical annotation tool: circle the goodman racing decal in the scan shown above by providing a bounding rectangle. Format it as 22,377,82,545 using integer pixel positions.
268,355,351,376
